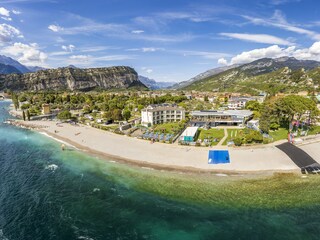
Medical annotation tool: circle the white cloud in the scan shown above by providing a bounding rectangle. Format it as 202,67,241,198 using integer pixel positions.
48,24,64,32
142,47,163,52
229,45,290,65
180,50,231,59
270,0,300,5
220,32,293,46
1,42,47,66
217,58,228,65
131,30,144,34
243,10,320,41
0,7,10,17
69,55,89,60
0,23,23,42
12,10,21,15
95,55,134,61
1,16,11,21
67,54,133,66
62,44,75,52
142,67,153,74
222,42,320,65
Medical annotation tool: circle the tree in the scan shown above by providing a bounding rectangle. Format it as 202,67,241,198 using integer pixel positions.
57,110,72,120
12,93,19,110
245,100,261,112
122,109,131,121
260,95,319,133
22,110,26,121
111,109,122,121
26,110,30,121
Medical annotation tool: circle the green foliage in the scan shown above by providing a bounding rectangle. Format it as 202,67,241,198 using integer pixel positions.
111,109,123,121
270,122,280,130
260,95,319,133
122,109,131,121
233,137,242,146
20,103,30,110
57,110,72,120
11,93,19,110
181,64,319,95
18,94,27,102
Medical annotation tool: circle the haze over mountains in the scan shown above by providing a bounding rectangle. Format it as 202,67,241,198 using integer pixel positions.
138,76,175,90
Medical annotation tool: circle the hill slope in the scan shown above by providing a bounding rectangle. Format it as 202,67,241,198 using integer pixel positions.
172,64,241,89
182,57,320,94
0,63,21,74
0,55,30,73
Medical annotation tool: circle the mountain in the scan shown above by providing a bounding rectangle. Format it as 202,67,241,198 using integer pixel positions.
181,57,320,94
0,63,21,74
0,55,30,73
0,66,147,91
27,66,47,72
171,64,241,89
138,75,175,89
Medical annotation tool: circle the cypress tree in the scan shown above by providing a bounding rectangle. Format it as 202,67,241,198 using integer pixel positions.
22,110,26,121
26,110,30,121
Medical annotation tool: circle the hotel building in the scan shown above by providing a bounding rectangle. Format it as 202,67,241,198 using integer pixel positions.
141,104,185,126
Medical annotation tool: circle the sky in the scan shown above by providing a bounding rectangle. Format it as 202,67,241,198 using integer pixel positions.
0,0,320,82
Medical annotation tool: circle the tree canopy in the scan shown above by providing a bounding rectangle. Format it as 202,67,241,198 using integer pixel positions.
260,95,319,133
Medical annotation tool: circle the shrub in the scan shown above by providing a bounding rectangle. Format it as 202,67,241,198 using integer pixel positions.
234,137,242,146
57,110,72,120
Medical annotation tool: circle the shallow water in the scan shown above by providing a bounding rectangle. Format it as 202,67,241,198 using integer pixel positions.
1,101,320,240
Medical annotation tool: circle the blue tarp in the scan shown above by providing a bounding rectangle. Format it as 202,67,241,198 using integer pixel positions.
208,150,230,164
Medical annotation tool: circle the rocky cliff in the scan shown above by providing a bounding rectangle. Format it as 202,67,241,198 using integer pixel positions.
0,66,146,91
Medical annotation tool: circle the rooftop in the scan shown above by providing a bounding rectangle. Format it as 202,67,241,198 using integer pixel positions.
142,103,184,112
191,110,253,117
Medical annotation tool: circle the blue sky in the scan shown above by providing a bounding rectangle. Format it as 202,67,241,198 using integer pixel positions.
0,0,319,82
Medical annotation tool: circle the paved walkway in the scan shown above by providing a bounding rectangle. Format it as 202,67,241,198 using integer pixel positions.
276,142,318,168
217,128,228,146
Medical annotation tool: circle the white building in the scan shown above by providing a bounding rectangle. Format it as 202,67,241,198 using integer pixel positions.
227,97,256,110
179,127,199,142
141,103,185,126
190,110,253,127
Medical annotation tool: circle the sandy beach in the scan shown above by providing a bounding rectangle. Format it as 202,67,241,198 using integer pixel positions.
7,119,319,173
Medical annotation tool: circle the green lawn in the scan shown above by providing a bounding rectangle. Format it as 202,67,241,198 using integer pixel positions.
269,128,288,141
153,122,185,134
308,125,320,135
198,128,225,146
222,129,241,145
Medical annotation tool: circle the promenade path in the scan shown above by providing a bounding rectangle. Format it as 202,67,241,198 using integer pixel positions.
276,142,318,170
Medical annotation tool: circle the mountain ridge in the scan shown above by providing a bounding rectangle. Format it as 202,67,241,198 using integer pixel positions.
0,66,147,91
181,57,320,94
138,75,175,89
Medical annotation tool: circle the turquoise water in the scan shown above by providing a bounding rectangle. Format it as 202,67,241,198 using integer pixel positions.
1,101,320,240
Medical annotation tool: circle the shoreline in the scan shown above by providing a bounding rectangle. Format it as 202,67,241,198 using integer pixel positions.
38,128,290,176
5,118,313,175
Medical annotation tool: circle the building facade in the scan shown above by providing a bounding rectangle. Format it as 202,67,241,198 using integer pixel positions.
141,104,185,126
190,110,253,127
42,104,51,115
